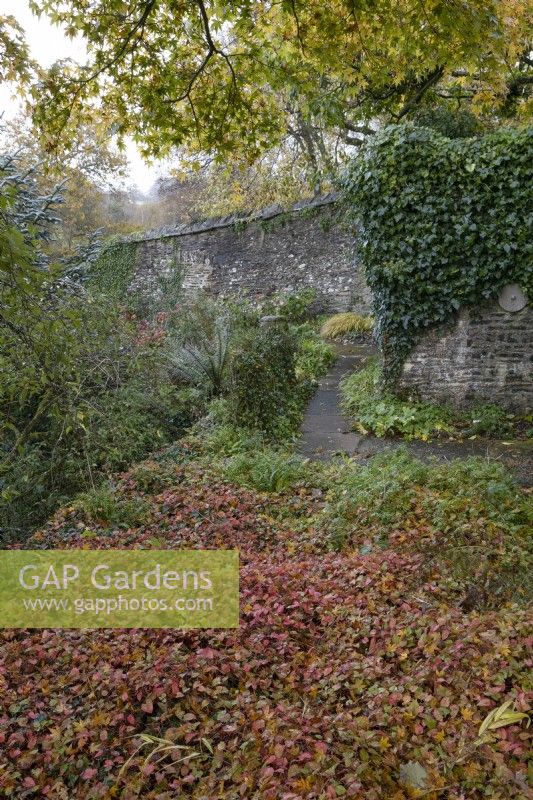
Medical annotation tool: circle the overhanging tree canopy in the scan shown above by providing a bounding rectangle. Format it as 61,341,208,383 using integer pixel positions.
26,0,533,161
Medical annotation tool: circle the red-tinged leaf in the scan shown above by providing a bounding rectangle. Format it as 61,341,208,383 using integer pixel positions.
81,767,97,780
197,648,217,659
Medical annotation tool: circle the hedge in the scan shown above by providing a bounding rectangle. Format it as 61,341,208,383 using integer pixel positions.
341,125,532,386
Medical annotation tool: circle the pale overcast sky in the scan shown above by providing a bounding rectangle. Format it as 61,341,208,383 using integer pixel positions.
0,0,160,192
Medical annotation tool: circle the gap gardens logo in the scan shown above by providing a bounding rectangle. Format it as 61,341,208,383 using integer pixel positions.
0,551,239,629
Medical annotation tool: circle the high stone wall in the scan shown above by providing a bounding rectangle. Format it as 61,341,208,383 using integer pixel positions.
99,198,532,412
108,194,372,314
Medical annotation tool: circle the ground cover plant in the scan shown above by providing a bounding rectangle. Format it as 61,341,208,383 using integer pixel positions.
1,445,531,799
321,448,532,609
340,360,530,442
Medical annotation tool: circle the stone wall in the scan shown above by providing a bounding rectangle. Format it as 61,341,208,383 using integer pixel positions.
104,204,532,411
399,302,532,411
115,194,372,314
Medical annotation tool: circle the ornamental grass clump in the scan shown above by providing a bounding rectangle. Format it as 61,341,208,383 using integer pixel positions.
72,485,150,527
320,312,374,339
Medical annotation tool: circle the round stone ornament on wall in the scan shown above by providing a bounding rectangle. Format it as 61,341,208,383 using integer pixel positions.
498,283,528,313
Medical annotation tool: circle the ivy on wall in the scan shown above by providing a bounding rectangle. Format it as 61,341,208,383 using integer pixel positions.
90,238,185,316
90,241,139,300
341,125,532,387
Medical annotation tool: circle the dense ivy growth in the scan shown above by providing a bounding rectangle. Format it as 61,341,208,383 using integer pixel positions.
89,240,138,299
341,125,532,386
91,238,185,314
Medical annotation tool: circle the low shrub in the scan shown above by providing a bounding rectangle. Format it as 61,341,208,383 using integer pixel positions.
0,302,189,543
463,403,516,437
227,324,301,436
192,418,267,459
262,287,317,323
128,460,182,493
324,449,532,608
82,383,199,474
150,440,197,465
180,397,268,463
340,360,453,440
320,312,374,339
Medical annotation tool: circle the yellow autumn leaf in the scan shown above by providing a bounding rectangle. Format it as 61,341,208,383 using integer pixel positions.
398,650,409,661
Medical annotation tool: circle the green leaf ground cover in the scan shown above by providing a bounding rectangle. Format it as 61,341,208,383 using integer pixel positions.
340,360,531,441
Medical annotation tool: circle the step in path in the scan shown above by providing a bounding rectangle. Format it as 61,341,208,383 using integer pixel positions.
299,341,532,486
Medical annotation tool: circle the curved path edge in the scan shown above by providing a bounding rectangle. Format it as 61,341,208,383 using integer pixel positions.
299,341,532,486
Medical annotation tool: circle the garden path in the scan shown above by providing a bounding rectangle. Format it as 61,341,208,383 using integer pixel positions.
299,341,533,486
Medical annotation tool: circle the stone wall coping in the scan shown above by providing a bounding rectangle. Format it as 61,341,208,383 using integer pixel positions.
107,192,341,247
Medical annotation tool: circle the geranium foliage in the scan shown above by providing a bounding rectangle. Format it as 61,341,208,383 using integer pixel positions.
0,452,531,799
